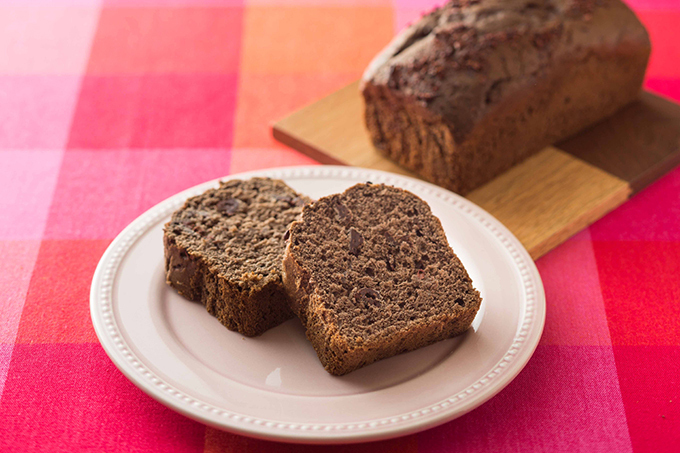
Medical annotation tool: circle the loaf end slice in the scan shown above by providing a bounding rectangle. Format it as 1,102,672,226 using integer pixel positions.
164,177,310,337
283,183,481,375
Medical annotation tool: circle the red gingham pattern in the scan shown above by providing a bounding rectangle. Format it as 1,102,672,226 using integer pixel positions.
0,1,678,451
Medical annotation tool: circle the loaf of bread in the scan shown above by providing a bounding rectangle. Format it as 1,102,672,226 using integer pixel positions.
282,183,482,375
164,178,310,337
361,0,651,194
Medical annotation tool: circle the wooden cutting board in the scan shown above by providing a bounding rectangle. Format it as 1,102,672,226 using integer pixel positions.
273,81,680,259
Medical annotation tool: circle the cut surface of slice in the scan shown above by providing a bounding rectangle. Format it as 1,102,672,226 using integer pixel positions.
283,183,482,375
164,177,310,336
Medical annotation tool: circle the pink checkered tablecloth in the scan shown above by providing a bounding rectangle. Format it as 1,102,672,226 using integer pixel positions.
1,0,678,451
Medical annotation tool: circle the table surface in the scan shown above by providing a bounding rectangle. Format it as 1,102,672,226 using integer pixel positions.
1,0,678,452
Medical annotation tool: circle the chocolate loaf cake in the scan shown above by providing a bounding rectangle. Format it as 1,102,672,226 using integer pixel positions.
282,183,482,375
164,178,310,337
361,0,651,194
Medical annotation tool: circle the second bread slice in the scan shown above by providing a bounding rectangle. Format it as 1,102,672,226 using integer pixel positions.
282,183,482,375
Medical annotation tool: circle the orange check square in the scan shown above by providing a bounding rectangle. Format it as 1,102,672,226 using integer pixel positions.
87,7,243,74
233,72,357,147
241,6,394,74
16,240,110,344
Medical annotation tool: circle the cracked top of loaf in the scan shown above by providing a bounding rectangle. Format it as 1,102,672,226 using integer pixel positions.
361,0,650,142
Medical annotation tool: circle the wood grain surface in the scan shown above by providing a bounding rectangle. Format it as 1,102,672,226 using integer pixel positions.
466,148,630,258
558,91,680,193
272,81,680,259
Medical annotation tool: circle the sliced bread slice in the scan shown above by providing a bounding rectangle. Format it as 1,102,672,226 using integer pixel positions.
164,177,310,336
282,183,481,375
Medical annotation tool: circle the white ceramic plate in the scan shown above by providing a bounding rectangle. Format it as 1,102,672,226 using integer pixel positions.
90,166,545,444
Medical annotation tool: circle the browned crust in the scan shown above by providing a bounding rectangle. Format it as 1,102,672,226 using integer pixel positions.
164,233,293,337
363,49,649,194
